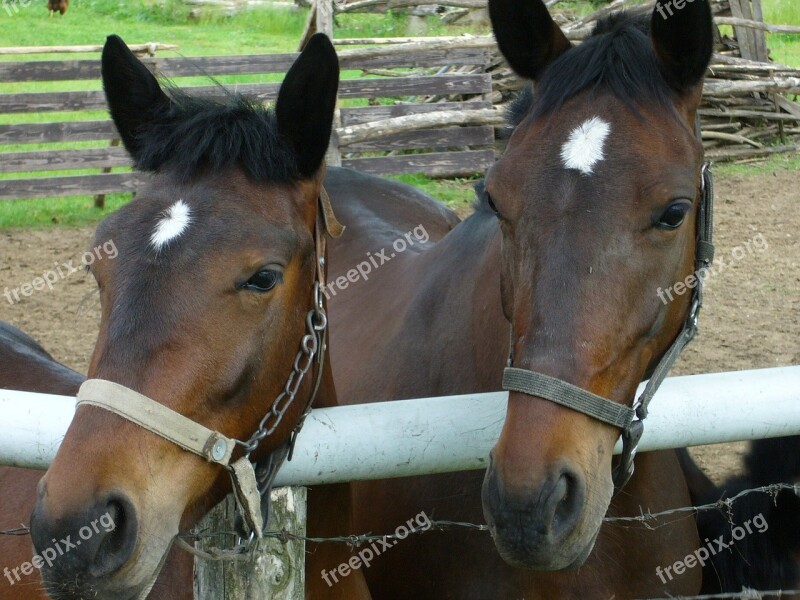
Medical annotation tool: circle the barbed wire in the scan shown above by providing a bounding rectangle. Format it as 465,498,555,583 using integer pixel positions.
604,483,800,527
3,483,800,596
0,525,29,536
4,482,798,553
641,589,800,599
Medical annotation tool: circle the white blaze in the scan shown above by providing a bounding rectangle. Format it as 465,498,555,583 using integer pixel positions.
560,116,611,175
151,200,191,250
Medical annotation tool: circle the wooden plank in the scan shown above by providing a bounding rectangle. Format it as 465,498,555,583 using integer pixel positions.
158,54,294,78
0,120,117,144
342,149,494,177
750,0,769,63
698,108,800,121
341,74,492,98
333,35,493,45
341,47,489,70
0,75,491,114
0,48,490,83
0,146,131,173
341,100,491,125
0,55,292,83
388,0,486,8
338,108,501,146
0,172,148,201
0,90,111,114
0,43,177,55
316,0,334,39
714,16,800,35
346,125,493,152
0,60,104,83
729,0,759,61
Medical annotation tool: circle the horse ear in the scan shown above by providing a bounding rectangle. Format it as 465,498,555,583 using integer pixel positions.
651,0,713,93
276,33,339,178
489,0,572,81
102,35,170,162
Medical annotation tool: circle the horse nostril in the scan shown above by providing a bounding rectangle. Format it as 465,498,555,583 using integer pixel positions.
89,495,138,578
537,466,584,539
552,471,582,536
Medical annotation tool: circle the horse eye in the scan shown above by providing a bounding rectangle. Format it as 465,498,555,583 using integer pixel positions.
241,270,281,293
486,192,500,216
657,202,691,229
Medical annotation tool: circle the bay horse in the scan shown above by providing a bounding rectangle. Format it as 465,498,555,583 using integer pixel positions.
0,37,458,600
0,33,459,599
311,0,714,597
11,32,377,600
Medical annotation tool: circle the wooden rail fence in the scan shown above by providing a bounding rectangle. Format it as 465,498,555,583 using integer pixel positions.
0,41,495,204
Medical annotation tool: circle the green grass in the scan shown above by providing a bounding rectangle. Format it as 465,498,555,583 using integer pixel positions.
716,151,800,177
0,0,308,56
0,194,130,228
390,174,480,213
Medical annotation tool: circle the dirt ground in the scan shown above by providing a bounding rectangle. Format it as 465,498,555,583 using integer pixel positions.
0,166,798,484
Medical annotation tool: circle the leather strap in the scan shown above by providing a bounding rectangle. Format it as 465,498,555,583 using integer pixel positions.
76,379,236,466
502,368,634,429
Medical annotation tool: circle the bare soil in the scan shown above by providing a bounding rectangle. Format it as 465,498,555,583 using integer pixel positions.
1,166,798,483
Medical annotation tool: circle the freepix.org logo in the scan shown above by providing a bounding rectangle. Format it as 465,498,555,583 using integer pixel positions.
3,239,118,305
655,512,769,584
3,512,116,586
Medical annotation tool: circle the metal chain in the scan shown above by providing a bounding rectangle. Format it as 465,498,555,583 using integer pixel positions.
238,283,327,457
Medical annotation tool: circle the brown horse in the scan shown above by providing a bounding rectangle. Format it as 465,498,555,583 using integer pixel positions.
11,31,366,600
0,33,461,600
0,168,459,600
311,0,714,597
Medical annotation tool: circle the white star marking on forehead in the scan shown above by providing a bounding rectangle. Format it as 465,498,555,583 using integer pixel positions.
150,200,191,251
560,116,611,175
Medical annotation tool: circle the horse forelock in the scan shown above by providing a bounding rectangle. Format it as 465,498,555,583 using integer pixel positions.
507,11,676,129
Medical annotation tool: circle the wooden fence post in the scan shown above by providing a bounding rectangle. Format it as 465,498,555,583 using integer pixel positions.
193,487,307,599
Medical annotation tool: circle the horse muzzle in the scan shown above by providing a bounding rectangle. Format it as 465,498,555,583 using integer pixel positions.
481,452,599,570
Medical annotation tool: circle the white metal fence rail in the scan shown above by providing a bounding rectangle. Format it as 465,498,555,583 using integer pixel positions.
2,366,799,477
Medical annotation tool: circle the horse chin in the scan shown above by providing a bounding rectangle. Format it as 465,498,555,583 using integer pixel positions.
563,529,599,570
492,530,598,572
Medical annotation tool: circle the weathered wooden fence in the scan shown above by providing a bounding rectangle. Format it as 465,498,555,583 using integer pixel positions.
0,40,495,205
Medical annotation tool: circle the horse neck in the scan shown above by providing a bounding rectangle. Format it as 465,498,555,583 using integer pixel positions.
394,211,508,394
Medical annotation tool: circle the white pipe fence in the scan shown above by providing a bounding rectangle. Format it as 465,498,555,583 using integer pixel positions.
1,366,799,482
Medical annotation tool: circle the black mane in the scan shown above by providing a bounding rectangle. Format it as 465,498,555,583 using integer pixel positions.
509,12,675,127
133,89,299,182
